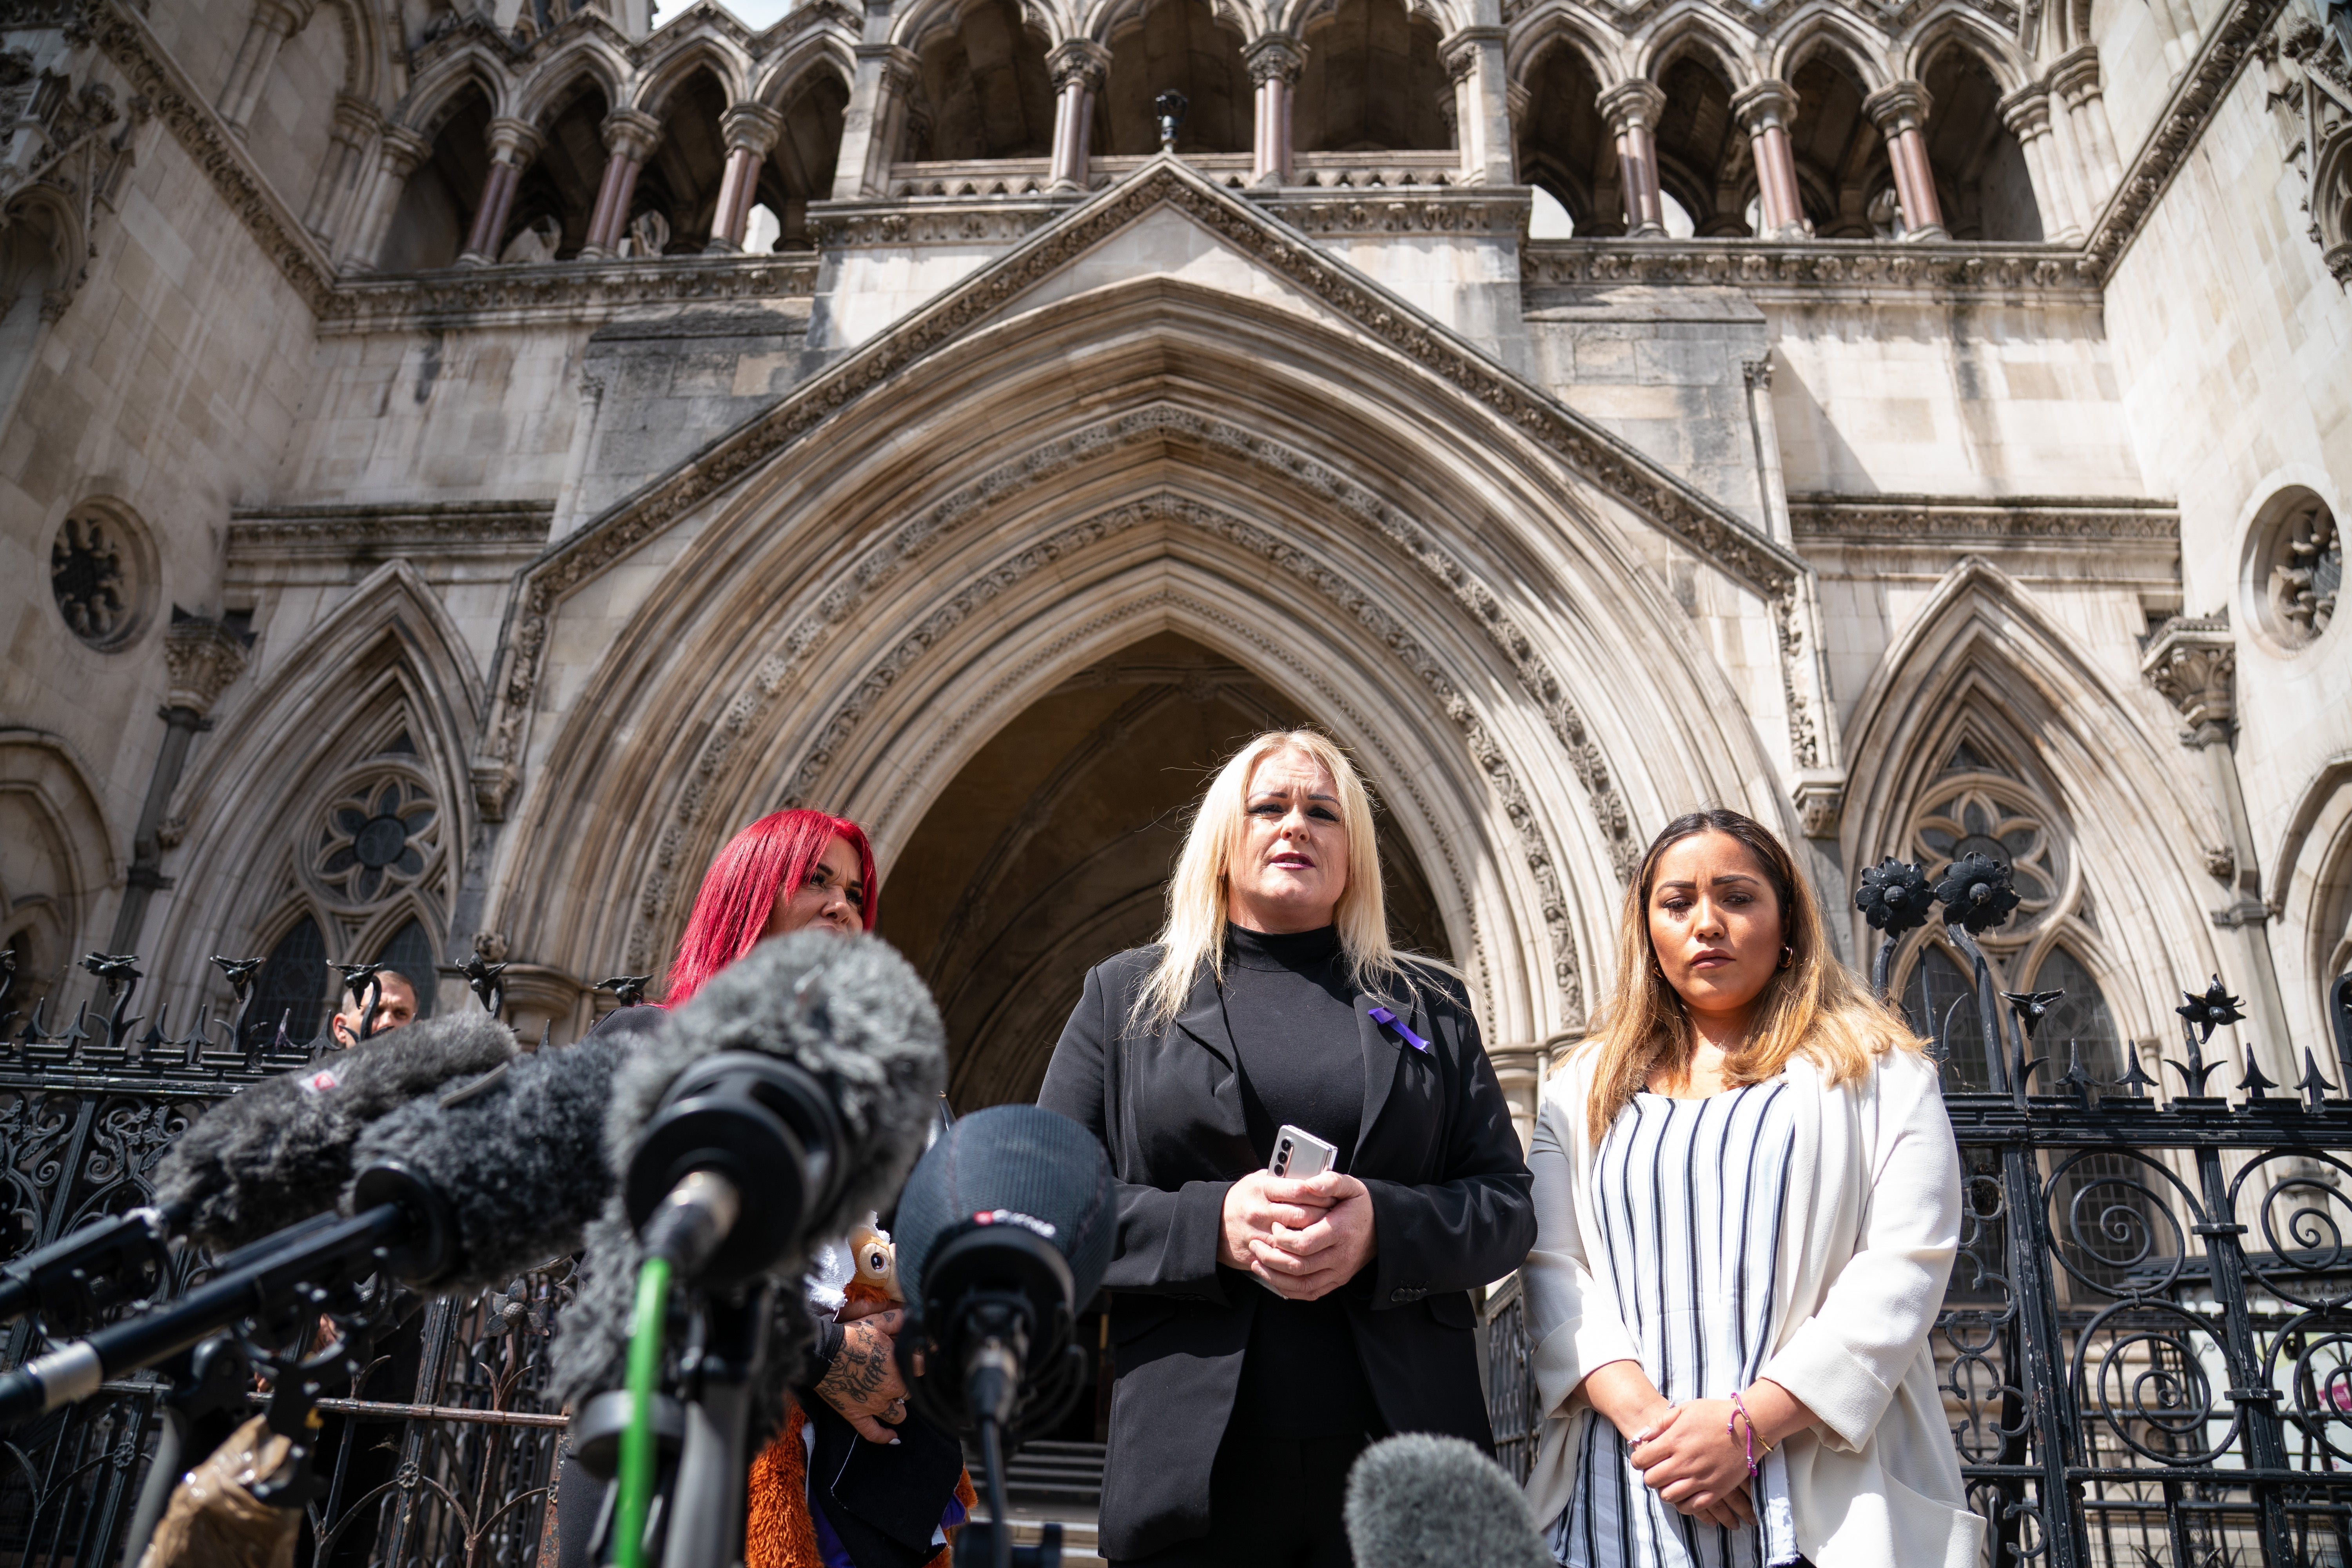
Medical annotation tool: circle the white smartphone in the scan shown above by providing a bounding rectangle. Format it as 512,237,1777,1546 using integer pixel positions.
1269,1123,1339,1181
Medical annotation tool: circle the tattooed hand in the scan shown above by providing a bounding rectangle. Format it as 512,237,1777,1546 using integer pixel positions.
816,1308,909,1444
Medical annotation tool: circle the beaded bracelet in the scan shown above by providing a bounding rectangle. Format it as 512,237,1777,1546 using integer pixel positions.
1727,1392,1775,1478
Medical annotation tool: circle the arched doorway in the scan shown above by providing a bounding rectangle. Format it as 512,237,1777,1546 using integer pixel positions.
876,631,1451,1111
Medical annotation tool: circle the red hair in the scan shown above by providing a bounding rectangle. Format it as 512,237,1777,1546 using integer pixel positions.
662,809,879,1006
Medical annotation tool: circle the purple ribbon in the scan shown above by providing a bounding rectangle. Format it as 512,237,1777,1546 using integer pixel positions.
1367,1006,1430,1053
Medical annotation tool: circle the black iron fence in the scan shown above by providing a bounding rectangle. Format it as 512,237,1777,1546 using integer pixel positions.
1480,851,2352,1568
0,951,574,1568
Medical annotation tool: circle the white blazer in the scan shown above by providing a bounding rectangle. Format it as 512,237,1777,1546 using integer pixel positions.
1523,1043,1983,1568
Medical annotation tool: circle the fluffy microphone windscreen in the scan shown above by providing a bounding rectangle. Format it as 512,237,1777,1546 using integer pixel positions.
891,1105,1116,1313
345,1027,638,1292
1345,1434,1553,1568
548,931,946,1415
154,1011,519,1249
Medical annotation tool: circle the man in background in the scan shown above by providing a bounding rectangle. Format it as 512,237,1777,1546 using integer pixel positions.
326,968,419,1047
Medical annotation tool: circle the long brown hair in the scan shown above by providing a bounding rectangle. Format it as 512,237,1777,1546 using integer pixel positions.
1585,808,1925,1144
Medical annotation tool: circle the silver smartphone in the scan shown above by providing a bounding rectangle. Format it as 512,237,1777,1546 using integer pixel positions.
1269,1123,1339,1180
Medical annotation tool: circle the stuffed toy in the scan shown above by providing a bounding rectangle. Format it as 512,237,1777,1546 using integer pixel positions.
747,1224,977,1568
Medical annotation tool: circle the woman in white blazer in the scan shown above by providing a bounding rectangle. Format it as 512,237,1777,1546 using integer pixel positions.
1523,808,1981,1568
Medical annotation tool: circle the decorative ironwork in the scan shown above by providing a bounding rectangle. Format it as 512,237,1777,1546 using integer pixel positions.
0,951,567,1568
1485,851,2352,1567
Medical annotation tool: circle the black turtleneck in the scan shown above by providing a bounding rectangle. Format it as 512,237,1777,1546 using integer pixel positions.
1219,924,1383,1439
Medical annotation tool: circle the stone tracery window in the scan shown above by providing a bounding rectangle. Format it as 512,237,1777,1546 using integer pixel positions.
49,502,154,651
2261,492,2340,648
312,767,441,907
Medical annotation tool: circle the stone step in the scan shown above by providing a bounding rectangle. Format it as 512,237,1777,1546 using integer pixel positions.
965,1439,1107,1510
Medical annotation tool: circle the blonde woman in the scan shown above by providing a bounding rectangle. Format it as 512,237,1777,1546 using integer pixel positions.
1525,809,1978,1568
1039,730,1534,1568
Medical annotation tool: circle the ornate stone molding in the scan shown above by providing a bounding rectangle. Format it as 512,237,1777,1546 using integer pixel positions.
314,254,818,334
810,202,1060,247
74,0,337,312
613,408,1639,978
162,613,250,717
2083,0,2294,277
1788,493,2181,541
624,492,1592,1024
478,159,1791,789
226,501,555,557
1262,191,1525,236
1524,239,2102,299
2142,613,2236,732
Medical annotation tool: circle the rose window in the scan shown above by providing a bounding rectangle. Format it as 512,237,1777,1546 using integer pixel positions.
51,512,132,648
1909,785,2061,933
315,774,439,904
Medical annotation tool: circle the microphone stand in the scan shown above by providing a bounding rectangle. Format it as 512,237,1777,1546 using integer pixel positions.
661,1284,772,1568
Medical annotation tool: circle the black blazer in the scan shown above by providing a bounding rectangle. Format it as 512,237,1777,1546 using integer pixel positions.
1036,946,1535,1559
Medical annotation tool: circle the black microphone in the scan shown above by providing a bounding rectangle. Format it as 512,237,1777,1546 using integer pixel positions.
1344,1434,1554,1568
0,1204,179,1334
152,1010,519,1250
0,1167,453,1428
548,930,947,1410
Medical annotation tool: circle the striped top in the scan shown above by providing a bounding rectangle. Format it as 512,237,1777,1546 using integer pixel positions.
1546,1080,1800,1568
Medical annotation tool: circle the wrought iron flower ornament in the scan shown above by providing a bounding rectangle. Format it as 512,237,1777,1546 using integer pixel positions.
2175,975,2245,1043
2002,988,2067,1041
1855,858,1934,937
1935,851,2021,933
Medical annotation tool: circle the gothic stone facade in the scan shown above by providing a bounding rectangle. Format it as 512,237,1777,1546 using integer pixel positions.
0,0,2346,1125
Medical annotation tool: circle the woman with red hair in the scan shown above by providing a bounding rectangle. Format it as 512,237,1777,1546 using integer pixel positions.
553,808,968,1568
662,808,878,1004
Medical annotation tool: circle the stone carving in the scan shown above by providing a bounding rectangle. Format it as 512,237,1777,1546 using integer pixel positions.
499,214,561,263
1523,238,2103,297
76,0,337,312
2141,613,2236,731
49,509,132,647
162,614,250,715
1788,494,2182,540
1266,194,1521,235
2082,0,2294,278
317,253,818,334
2261,493,2341,644
227,501,555,553
623,494,1588,1024
477,162,1796,806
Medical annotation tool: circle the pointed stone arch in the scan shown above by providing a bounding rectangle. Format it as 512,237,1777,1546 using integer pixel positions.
148,563,482,1020
1841,558,2227,1054
0,729,118,1007
1767,7,1893,94
1635,9,1757,88
478,241,1806,1060
398,46,517,132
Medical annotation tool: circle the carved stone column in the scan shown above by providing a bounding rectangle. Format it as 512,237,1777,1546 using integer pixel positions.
106,613,252,955
1597,78,1666,237
2052,46,2123,204
217,0,316,135
303,93,381,244
339,123,433,273
1440,27,1512,185
582,109,662,258
1996,83,2082,243
459,118,544,265
707,102,784,249
1046,40,1110,192
2142,616,2295,1081
1245,34,1305,186
1862,80,1947,240
833,44,920,200
1730,78,1807,239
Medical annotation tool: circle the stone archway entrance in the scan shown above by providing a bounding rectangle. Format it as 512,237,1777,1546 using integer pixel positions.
875,630,1452,1111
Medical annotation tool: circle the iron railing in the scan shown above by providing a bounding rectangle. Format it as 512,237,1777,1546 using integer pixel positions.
0,950,580,1568
1480,852,2352,1567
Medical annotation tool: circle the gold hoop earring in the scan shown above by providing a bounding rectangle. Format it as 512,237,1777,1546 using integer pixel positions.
1779,946,1793,971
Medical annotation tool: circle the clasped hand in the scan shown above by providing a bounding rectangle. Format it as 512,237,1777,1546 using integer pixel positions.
1218,1169,1377,1300
1626,1399,1759,1532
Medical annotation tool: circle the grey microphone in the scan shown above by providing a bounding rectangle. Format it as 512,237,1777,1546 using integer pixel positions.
547,929,947,1412
1345,1434,1555,1568
152,1011,519,1250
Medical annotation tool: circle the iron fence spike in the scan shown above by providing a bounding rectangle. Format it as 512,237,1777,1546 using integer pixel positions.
2297,1048,2336,1109
2238,1045,2278,1100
